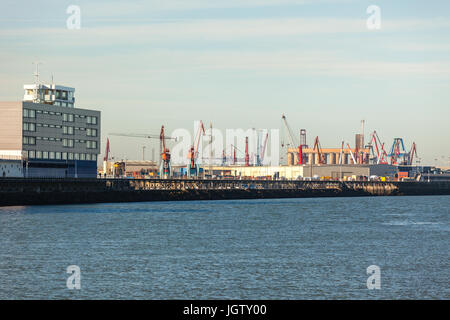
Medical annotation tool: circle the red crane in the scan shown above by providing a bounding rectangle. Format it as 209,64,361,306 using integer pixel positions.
103,138,110,162
378,143,389,164
367,130,389,164
367,131,380,162
229,143,250,166
160,125,172,177
408,142,418,165
109,127,176,177
313,136,325,164
298,145,303,165
187,121,205,177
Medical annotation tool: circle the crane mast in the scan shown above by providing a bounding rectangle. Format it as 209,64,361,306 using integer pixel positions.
187,121,205,177
281,114,299,164
313,136,325,164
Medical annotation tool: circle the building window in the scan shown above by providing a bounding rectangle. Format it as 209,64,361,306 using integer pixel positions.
86,116,97,125
43,151,49,159
23,109,36,118
55,152,61,160
68,153,74,160
86,140,97,149
63,126,74,135
80,153,86,161
86,128,98,137
63,113,74,122
23,136,36,145
28,150,35,159
36,151,42,159
49,152,55,159
23,123,36,132
62,152,67,160
63,138,74,148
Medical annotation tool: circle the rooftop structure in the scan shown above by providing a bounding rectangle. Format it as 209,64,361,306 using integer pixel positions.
23,84,75,108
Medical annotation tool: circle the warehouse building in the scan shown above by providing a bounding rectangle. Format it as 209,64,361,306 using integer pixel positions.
0,83,101,178
204,164,397,180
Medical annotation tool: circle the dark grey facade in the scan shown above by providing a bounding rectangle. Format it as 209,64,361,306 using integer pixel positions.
0,101,101,178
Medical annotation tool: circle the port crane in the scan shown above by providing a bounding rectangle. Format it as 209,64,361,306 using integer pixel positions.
407,142,418,165
228,143,250,166
281,114,299,164
367,131,388,164
187,121,205,177
388,138,408,165
313,136,325,164
109,126,177,178
245,137,250,167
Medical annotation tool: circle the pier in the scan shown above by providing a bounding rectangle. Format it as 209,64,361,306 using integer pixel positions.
0,178,449,206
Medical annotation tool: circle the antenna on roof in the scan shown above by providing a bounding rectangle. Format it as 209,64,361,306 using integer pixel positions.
32,62,42,85
32,62,42,103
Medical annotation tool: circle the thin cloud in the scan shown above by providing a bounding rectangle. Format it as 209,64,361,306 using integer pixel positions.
3,17,450,47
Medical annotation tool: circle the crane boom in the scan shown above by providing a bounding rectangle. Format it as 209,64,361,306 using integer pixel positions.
194,121,205,159
313,136,325,164
281,114,297,148
187,121,205,177
408,142,417,165
109,132,176,140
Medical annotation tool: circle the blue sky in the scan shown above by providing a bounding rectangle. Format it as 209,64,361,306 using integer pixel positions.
1,0,449,165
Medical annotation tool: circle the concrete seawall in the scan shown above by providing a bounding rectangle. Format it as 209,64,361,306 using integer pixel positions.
0,178,449,206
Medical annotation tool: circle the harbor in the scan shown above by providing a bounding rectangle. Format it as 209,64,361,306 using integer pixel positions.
1,0,450,303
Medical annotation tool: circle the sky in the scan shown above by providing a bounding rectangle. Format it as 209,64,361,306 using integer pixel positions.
0,0,449,166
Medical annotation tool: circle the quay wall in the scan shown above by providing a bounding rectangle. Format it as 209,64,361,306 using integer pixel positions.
0,178,449,206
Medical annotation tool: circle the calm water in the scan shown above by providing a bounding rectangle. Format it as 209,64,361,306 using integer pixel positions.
0,196,449,299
